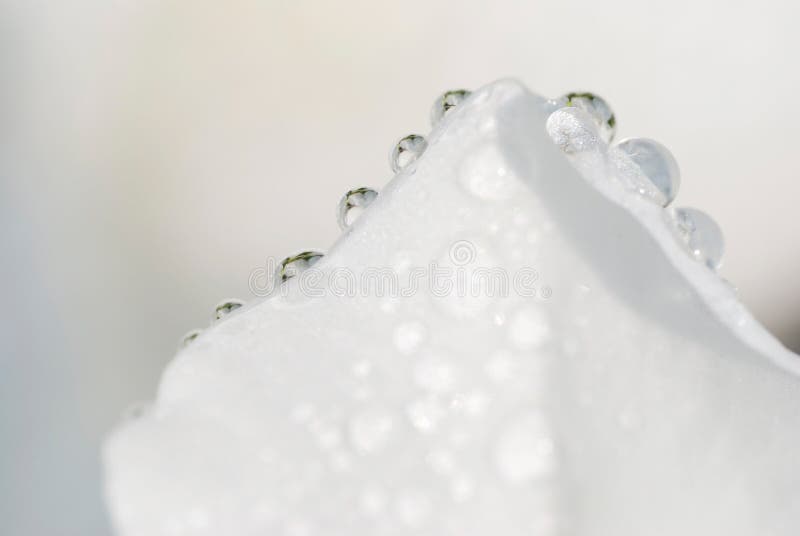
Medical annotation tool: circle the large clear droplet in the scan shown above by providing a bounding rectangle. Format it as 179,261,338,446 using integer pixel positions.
214,299,244,320
558,91,616,143
546,107,601,154
337,187,378,230
180,328,202,348
610,138,680,206
670,207,725,269
277,251,324,282
430,89,471,126
390,134,427,173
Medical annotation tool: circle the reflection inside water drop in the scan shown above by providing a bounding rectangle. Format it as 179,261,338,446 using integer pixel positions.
214,299,244,320
180,328,202,348
277,251,325,282
670,207,725,270
610,137,680,206
430,89,471,126
390,134,427,173
337,187,378,230
546,107,602,154
558,91,616,143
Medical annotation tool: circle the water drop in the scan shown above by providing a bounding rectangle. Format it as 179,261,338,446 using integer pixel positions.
426,448,456,474
180,328,202,348
359,486,387,516
508,307,551,350
407,397,445,433
213,299,244,320
393,321,426,354
451,474,475,502
414,355,456,393
495,413,557,483
546,107,601,154
395,490,432,527
558,91,616,143
348,408,394,454
486,351,514,383
430,89,471,126
610,138,680,206
670,207,725,269
337,187,378,230
121,402,150,421
390,134,427,173
277,251,324,282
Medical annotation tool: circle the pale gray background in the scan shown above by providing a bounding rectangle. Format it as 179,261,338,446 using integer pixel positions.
1,0,799,534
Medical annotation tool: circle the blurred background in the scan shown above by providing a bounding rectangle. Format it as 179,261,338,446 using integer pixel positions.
1,0,799,533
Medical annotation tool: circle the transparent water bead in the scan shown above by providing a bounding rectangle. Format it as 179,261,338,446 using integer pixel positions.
430,89,471,126
611,138,680,206
390,134,428,173
337,187,378,230
180,328,202,348
558,91,616,143
670,207,725,270
546,107,602,154
214,299,244,320
277,251,324,282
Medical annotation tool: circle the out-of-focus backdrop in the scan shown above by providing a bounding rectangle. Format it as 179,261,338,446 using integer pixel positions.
1,0,799,533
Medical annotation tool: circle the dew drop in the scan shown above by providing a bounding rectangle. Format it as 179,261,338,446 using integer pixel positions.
486,351,514,383
407,397,445,433
458,142,519,201
308,419,341,450
395,489,432,527
277,251,324,282
348,408,394,454
495,414,557,483
508,307,551,350
359,486,387,516
558,91,616,143
610,137,680,206
670,207,725,270
430,89,471,126
451,474,475,502
213,299,244,320
121,401,149,421
546,107,602,154
337,187,378,230
426,448,456,474
390,134,427,173
393,321,426,354
180,328,202,348
414,355,456,393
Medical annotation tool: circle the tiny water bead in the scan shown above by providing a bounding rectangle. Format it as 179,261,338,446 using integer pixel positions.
559,91,616,143
277,251,324,282
430,89,471,126
546,107,601,154
390,134,428,173
610,138,681,206
670,207,725,270
337,187,378,230
495,413,557,483
180,328,202,347
213,299,244,320
348,408,394,454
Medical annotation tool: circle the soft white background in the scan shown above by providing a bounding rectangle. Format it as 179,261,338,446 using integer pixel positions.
1,0,799,533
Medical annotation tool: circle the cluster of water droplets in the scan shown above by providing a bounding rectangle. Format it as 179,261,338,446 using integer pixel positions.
545,90,726,272
179,89,480,347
